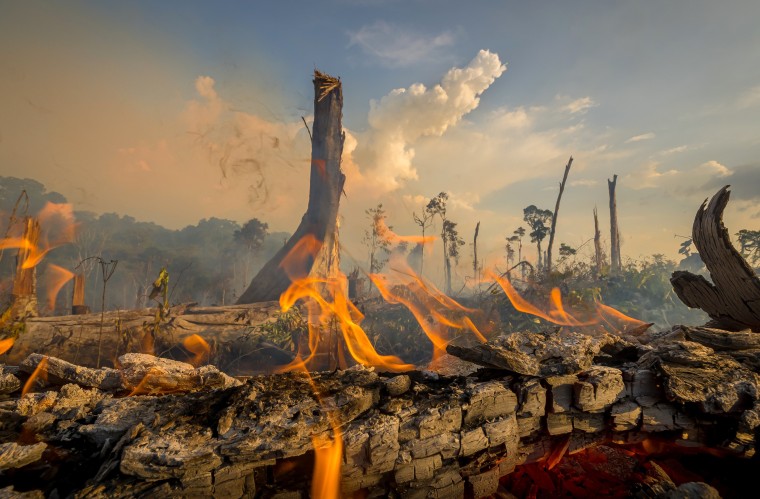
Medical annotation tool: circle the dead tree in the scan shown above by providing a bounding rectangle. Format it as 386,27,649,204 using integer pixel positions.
10,217,40,319
237,71,345,303
71,273,90,315
593,207,603,278
671,185,760,331
545,156,573,273
608,174,621,274
473,221,480,285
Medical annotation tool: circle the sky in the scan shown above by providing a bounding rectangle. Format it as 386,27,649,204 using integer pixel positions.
1,0,759,283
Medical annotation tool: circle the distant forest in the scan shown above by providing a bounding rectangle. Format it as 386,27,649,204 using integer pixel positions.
0,176,290,313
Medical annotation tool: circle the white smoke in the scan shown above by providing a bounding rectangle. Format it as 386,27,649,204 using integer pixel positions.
350,50,507,192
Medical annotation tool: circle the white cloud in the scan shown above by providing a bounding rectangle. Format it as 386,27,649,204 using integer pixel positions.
349,50,506,191
347,21,455,67
625,132,656,143
562,96,597,114
700,160,732,177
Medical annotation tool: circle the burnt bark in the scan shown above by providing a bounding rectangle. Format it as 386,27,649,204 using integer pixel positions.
237,71,346,304
10,217,40,319
546,156,573,273
608,174,621,274
671,185,760,331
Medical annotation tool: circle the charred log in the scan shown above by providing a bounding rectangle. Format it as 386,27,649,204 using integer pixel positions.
0,324,758,498
671,186,760,331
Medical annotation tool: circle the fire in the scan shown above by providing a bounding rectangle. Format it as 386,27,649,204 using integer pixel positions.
487,270,595,327
278,235,413,372
311,423,343,499
21,356,48,396
183,334,210,366
0,202,77,270
44,264,75,312
0,338,13,355
595,301,651,333
377,218,435,247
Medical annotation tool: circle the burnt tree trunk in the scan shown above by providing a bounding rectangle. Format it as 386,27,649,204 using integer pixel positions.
10,217,40,319
71,273,90,315
593,206,603,278
608,174,621,274
546,156,573,273
237,71,345,304
473,221,480,285
671,185,760,331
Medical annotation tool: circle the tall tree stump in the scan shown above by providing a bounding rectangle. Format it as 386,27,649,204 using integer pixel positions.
237,71,345,304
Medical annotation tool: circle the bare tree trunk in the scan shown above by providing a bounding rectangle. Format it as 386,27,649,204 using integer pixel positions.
10,217,39,319
593,207,603,278
473,221,480,285
546,156,573,273
237,71,346,303
608,174,621,274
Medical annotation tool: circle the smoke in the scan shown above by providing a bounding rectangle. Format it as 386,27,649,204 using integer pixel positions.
350,50,506,192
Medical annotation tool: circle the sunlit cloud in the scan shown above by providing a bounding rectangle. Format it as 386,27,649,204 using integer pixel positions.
700,160,732,177
625,132,656,143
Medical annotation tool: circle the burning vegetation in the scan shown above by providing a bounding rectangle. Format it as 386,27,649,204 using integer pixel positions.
0,71,759,498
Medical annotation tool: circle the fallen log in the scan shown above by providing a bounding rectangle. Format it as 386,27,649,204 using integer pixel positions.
1,302,294,373
671,185,760,331
0,324,757,498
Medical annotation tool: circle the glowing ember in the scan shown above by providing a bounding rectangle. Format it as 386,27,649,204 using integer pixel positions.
44,264,75,312
21,356,48,396
183,334,211,366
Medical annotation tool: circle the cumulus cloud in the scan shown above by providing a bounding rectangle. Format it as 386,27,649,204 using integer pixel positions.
625,132,656,143
347,21,455,67
700,160,732,177
349,50,506,192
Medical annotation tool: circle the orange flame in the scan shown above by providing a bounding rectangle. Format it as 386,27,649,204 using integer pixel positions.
183,334,210,366
486,270,596,327
0,338,14,355
0,202,77,270
595,301,650,333
311,423,343,499
278,235,413,373
45,264,75,312
22,356,48,396
377,219,435,247
370,257,486,363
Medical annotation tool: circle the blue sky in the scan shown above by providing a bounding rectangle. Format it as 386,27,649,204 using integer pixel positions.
1,0,759,281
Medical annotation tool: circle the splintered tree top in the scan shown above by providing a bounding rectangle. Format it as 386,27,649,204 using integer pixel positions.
314,70,341,102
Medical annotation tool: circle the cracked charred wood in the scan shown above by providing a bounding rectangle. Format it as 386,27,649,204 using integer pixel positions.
0,328,757,498
671,186,760,331
237,71,346,304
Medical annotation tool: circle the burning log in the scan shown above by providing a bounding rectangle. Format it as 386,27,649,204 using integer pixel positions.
0,323,757,498
237,71,346,304
671,185,760,331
